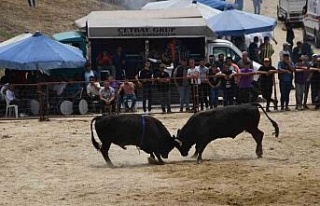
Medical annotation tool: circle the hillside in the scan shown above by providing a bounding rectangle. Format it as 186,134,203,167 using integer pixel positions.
0,0,121,41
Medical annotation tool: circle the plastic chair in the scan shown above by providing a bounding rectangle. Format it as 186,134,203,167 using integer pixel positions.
1,92,18,118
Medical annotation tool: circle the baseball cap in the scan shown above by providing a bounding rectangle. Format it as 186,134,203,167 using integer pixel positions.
283,42,291,46
263,58,270,62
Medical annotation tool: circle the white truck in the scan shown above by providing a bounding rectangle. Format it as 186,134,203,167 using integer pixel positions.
302,0,320,47
277,0,306,23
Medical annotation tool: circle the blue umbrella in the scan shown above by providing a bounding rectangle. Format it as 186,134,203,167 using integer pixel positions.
197,0,235,11
0,32,86,70
206,9,277,36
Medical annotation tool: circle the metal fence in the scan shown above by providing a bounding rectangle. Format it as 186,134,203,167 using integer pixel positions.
0,76,318,120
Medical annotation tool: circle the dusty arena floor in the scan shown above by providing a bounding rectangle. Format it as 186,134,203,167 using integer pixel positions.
1,110,320,206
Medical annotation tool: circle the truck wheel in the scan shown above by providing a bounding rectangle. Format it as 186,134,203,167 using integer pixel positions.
314,30,320,48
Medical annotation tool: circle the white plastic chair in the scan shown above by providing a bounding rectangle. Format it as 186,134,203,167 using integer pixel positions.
1,91,18,118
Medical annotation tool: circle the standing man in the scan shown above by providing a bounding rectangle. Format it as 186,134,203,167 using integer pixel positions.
252,0,262,14
136,61,153,113
277,54,294,111
279,42,292,62
257,58,278,112
237,62,254,104
205,55,215,67
216,53,225,71
207,64,221,109
248,36,261,63
173,58,190,112
154,64,172,114
259,36,275,65
292,41,303,64
197,58,209,110
83,62,98,84
285,21,295,57
235,0,244,10
294,58,309,110
220,63,237,106
187,58,200,112
113,46,127,81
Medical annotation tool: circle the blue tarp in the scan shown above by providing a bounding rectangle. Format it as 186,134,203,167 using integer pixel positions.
0,32,86,71
206,9,277,36
196,0,235,11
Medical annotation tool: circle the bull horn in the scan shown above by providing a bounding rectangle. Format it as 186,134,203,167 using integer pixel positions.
174,139,182,147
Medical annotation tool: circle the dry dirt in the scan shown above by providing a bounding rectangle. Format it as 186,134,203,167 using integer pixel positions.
1,0,320,206
1,110,320,206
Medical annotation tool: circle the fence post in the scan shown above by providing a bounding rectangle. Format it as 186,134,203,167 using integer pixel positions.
38,83,49,121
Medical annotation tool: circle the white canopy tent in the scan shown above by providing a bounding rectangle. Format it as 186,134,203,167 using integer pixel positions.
75,8,204,29
76,9,217,39
142,0,221,20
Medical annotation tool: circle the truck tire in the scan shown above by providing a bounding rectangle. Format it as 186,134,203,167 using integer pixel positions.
314,30,320,48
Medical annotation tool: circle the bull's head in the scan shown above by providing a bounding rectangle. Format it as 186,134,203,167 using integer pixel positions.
160,134,176,159
173,129,189,157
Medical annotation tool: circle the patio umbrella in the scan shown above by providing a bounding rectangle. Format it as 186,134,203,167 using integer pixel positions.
197,0,235,10
206,9,277,36
0,32,32,48
0,31,86,70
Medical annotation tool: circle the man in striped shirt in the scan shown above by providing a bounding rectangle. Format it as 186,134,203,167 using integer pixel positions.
259,36,275,65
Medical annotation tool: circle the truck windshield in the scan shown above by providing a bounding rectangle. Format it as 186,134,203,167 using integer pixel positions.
212,47,241,63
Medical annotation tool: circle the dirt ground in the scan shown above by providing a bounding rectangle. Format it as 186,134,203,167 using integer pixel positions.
1,0,320,206
1,110,320,206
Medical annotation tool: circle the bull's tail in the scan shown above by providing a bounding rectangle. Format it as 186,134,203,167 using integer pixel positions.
252,102,279,138
91,116,101,151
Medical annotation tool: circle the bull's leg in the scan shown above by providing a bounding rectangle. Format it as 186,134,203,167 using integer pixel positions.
154,153,165,165
191,145,199,158
100,142,113,167
147,153,164,165
248,128,264,158
195,141,210,164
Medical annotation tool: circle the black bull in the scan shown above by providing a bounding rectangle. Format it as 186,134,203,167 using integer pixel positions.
174,103,280,163
91,114,175,166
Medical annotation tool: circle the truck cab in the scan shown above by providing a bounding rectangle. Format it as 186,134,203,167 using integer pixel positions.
277,0,306,24
302,0,320,48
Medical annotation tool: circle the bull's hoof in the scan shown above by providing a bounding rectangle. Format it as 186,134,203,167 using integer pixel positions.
148,157,164,165
256,151,263,158
196,159,203,164
191,154,198,159
148,157,158,165
107,163,115,168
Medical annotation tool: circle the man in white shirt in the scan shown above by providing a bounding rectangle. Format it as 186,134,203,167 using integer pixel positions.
196,58,209,110
187,58,200,112
5,84,27,115
99,80,116,113
86,76,101,97
86,76,101,112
